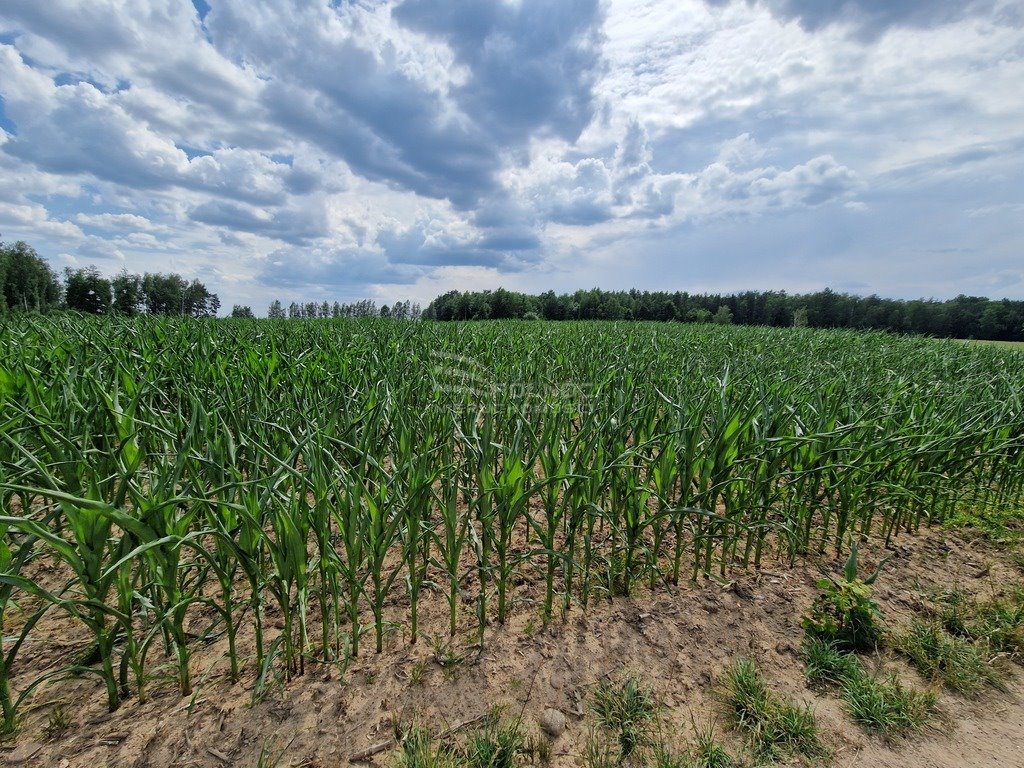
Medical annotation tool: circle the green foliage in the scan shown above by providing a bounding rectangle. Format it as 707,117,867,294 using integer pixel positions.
801,542,889,652
945,505,1024,545
840,672,935,736
1,317,1023,735
141,272,219,316
0,240,60,313
64,266,112,314
394,726,461,768
424,286,1024,341
591,675,658,758
897,619,1001,696
802,638,863,688
802,638,935,736
650,743,689,768
582,730,618,768
685,721,736,768
939,590,1024,659
466,716,524,768
43,704,70,740
111,269,145,315
720,658,825,762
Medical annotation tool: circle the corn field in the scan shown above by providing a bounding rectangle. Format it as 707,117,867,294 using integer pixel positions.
1,316,1022,732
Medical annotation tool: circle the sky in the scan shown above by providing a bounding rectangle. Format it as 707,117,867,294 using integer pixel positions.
1,0,1022,313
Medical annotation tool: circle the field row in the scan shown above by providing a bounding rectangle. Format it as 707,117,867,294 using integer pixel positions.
1,318,1022,733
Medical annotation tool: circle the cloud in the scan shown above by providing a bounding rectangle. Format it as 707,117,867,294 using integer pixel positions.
0,0,1021,309
74,212,164,232
704,0,1005,38
394,0,605,144
188,198,328,245
259,245,422,290
202,0,604,208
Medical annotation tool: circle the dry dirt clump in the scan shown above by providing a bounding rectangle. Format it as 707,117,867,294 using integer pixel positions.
1,529,1022,768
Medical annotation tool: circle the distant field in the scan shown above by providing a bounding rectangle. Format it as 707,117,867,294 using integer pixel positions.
962,338,1024,350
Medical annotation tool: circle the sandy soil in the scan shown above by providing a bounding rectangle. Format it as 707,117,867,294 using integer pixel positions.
1,527,1021,768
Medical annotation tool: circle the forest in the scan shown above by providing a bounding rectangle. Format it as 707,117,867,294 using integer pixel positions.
0,240,219,318
425,287,1024,341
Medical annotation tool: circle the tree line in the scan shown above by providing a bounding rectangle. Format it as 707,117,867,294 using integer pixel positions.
0,239,219,317
425,287,1024,341
8,235,1022,339
231,299,422,319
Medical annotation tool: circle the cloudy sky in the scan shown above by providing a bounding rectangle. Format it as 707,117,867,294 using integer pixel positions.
1,0,1022,312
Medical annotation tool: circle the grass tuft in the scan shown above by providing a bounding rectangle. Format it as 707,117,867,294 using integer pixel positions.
840,672,935,736
802,637,862,688
939,590,1024,660
43,704,70,740
591,675,658,758
802,638,935,736
394,726,460,768
466,712,524,768
686,721,736,768
720,658,825,762
582,729,618,768
897,619,1002,696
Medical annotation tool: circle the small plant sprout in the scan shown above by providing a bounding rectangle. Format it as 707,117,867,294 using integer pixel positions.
802,540,891,653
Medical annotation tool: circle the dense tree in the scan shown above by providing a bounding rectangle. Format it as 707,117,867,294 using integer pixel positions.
0,240,61,313
712,305,733,325
2,239,220,317
231,305,254,318
268,300,286,319
142,272,186,315
138,273,219,317
64,267,112,314
112,270,145,315
185,279,219,317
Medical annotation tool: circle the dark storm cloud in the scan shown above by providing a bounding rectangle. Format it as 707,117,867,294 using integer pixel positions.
259,77,495,209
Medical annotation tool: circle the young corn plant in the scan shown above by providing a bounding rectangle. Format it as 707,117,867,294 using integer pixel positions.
433,470,471,638
393,423,440,646
361,466,407,654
